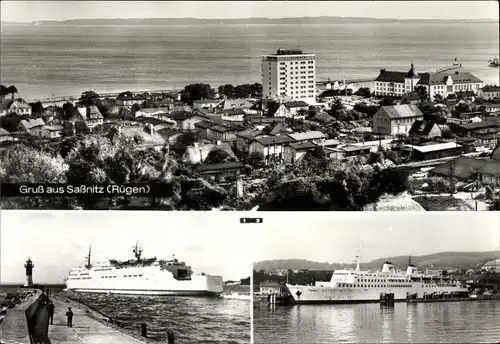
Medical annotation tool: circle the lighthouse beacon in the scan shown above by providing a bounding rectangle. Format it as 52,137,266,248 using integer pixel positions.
24,257,34,287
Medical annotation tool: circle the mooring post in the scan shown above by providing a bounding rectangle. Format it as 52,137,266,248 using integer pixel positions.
167,330,175,344
141,323,147,337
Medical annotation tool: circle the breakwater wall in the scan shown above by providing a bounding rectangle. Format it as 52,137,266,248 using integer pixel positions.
0,289,49,344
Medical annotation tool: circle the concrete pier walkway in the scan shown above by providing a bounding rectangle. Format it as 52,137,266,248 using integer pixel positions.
48,298,146,344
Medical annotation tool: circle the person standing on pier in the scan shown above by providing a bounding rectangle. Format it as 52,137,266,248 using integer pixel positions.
48,301,55,325
66,307,74,328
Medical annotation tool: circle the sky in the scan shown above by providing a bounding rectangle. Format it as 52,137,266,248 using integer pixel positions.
0,211,253,284
1,1,498,23
253,213,500,264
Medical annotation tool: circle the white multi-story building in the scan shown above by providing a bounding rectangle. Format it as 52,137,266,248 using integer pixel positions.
262,49,316,105
373,59,483,99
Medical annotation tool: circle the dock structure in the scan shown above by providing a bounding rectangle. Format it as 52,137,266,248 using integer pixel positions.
0,289,42,344
48,297,147,344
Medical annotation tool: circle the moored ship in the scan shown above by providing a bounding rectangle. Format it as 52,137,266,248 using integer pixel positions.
286,250,468,304
65,243,223,296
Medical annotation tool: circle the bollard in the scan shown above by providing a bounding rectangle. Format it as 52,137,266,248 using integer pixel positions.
167,330,175,344
141,323,147,337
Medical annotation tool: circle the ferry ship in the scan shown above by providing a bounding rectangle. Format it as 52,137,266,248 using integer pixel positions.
286,250,468,304
64,243,223,296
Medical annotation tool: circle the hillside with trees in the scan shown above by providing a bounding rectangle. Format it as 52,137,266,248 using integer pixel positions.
254,251,500,271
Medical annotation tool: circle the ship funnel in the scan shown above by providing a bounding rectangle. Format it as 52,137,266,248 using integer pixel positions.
406,265,418,276
381,261,396,274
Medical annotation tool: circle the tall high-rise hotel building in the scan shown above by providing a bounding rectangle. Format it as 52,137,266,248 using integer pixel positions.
261,49,316,104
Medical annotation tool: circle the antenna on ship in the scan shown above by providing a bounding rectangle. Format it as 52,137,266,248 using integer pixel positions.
85,245,92,269
408,254,412,266
133,241,143,261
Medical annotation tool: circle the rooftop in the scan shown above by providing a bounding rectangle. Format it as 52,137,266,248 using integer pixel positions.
454,119,500,130
195,120,217,129
341,145,372,152
252,135,296,146
405,142,462,153
289,142,317,150
283,101,309,108
377,104,424,119
43,125,63,131
193,161,246,173
0,128,11,136
193,99,222,104
209,124,235,133
19,118,45,129
482,85,500,92
287,131,327,141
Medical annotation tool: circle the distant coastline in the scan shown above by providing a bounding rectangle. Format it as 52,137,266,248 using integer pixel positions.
2,16,499,26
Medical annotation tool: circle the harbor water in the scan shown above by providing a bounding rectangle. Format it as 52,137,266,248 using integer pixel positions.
2,285,250,344
254,300,500,343
65,285,250,344
1,23,499,100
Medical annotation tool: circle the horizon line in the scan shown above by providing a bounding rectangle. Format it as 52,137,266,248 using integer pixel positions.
2,15,499,24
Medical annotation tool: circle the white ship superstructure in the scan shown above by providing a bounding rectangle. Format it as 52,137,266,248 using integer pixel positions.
287,251,468,304
65,243,223,296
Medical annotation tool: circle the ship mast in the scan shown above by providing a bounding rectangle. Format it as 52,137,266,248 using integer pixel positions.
133,241,143,261
85,245,92,269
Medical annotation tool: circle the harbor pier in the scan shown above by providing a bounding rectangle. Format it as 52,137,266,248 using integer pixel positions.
48,296,147,344
0,290,153,344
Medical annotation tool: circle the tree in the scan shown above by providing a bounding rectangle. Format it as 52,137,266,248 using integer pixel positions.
61,121,75,137
260,179,329,211
234,84,253,99
118,91,133,98
250,83,263,97
218,84,235,99
204,149,232,164
414,86,428,102
370,168,410,196
0,84,7,98
0,145,73,209
452,103,471,117
29,101,44,114
182,83,214,105
61,102,75,121
354,87,371,98
379,97,396,106
328,98,345,119
247,152,265,169
433,94,444,103
6,85,18,99
131,103,142,115
79,90,100,106
0,114,26,132
307,106,318,118
75,121,90,135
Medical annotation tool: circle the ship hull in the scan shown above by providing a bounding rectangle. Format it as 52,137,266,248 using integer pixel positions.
65,265,224,296
69,288,222,296
286,284,465,304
